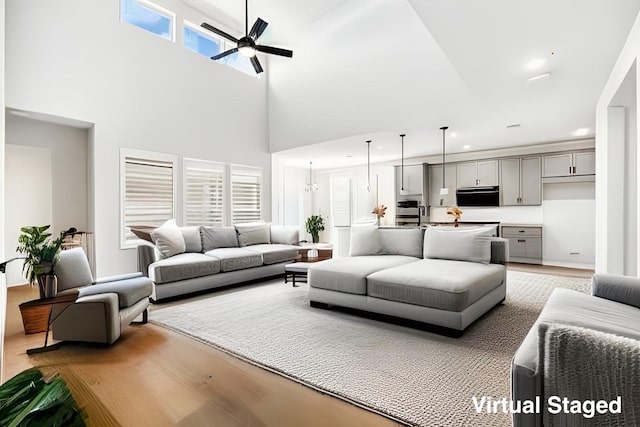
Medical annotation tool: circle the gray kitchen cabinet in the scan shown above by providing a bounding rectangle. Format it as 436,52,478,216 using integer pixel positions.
542,150,595,178
456,162,477,188
456,160,498,187
477,160,499,186
502,225,542,264
429,164,457,206
500,156,541,206
395,164,425,196
573,151,596,176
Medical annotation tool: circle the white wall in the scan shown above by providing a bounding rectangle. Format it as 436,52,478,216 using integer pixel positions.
596,9,640,274
5,115,88,236
4,145,53,286
6,0,269,276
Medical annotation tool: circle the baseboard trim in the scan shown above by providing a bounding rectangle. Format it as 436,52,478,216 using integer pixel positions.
542,260,595,270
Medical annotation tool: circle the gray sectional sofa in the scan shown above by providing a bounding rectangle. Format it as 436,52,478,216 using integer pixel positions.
308,226,507,335
137,221,299,301
511,273,640,426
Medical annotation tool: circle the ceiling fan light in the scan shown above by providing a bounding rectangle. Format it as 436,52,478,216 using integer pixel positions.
238,46,256,58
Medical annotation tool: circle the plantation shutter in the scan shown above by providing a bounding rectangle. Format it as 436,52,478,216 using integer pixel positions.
184,159,224,226
123,156,175,243
231,166,262,223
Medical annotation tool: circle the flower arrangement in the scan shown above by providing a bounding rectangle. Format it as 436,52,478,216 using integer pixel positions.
447,206,463,227
372,205,387,218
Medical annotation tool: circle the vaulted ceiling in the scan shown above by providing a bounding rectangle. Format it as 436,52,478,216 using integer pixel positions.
185,0,640,168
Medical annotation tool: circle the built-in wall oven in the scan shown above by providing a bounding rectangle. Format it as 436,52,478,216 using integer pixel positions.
396,200,425,227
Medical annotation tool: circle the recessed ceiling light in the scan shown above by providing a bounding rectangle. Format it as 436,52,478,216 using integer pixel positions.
450,132,457,138
377,146,384,150
506,123,521,128
527,72,551,82
526,59,546,70
572,128,590,137
463,145,471,150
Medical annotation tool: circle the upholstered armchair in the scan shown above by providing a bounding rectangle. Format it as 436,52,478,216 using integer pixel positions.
51,248,153,344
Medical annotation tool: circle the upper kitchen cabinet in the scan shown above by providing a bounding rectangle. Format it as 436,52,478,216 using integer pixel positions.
429,164,457,206
395,164,426,196
500,156,541,206
542,150,595,178
456,160,498,188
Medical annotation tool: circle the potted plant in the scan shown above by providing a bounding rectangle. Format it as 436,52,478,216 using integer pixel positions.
16,225,65,299
305,215,325,244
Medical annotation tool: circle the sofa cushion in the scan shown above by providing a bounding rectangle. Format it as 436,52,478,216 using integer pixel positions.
349,225,382,256
151,219,186,259
270,226,299,245
309,255,418,295
201,226,239,251
149,253,221,284
379,228,423,258
79,276,153,308
205,248,263,272
367,259,505,311
236,222,271,247
423,226,493,264
244,244,299,265
180,226,202,253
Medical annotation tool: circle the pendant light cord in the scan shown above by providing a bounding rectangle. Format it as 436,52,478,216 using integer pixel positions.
400,134,406,191
366,140,372,192
245,0,248,36
440,127,448,188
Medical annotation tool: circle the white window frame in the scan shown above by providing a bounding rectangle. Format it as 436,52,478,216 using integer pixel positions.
183,20,225,58
120,0,177,42
230,164,263,224
120,148,178,249
183,158,226,227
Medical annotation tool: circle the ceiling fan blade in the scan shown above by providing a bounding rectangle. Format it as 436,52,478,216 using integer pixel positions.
250,56,264,74
200,22,238,43
249,18,268,40
255,45,293,58
211,48,238,60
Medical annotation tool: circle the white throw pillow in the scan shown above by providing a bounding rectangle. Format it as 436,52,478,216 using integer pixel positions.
150,219,186,258
270,226,300,245
349,225,382,256
423,226,493,264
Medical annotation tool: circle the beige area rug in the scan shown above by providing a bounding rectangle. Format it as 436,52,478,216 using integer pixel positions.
151,271,591,427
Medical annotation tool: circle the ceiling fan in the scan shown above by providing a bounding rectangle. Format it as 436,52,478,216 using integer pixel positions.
200,0,293,74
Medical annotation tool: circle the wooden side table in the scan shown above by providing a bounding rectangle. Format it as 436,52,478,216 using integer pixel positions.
297,244,333,262
20,289,79,354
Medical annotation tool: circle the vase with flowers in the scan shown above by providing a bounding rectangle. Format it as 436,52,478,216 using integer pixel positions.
446,206,463,227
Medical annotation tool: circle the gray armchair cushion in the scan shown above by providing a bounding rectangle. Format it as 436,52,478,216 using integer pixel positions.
56,248,94,291
201,226,239,251
593,273,640,309
79,276,152,308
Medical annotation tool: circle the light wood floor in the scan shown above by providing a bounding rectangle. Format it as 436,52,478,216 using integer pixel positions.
2,264,591,426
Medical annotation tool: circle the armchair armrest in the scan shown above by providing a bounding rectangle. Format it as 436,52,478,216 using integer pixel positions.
592,273,640,309
95,272,143,284
137,244,157,278
490,238,509,265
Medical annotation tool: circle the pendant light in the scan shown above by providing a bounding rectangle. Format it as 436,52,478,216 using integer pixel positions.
305,161,319,192
439,126,449,199
366,140,372,192
399,134,406,191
